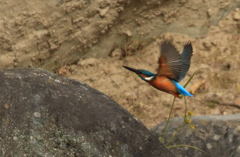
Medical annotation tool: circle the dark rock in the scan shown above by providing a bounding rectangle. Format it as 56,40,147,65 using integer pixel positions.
221,62,231,71
0,68,174,157
151,114,240,157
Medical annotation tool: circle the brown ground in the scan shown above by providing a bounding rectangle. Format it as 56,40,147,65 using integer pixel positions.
0,0,240,129
62,10,240,128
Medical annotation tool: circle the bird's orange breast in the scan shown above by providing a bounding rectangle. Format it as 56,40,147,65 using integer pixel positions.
148,77,178,96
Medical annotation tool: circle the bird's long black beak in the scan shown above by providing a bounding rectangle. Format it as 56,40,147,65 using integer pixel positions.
123,66,140,74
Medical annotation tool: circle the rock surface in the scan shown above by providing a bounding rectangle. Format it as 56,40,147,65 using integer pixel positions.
0,68,174,157
151,114,240,157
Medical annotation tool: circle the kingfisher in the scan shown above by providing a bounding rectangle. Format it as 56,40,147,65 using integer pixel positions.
123,41,193,98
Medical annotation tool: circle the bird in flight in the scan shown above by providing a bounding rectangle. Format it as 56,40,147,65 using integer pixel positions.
123,41,193,98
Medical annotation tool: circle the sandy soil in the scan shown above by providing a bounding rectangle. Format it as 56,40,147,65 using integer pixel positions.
0,0,240,129
63,10,240,128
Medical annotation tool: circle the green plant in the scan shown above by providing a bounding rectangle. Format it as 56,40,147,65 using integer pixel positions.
161,70,213,157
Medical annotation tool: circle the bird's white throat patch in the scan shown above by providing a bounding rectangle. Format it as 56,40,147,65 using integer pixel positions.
145,76,154,81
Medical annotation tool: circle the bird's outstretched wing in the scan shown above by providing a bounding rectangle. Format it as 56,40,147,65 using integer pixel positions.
157,41,182,82
178,42,193,82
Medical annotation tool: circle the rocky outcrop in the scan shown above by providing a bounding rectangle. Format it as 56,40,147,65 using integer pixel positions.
0,68,174,157
151,114,240,157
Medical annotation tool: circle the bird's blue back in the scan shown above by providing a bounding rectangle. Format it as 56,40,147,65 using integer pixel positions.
171,80,193,97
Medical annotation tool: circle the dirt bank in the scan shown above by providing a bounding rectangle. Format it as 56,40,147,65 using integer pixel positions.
64,9,240,128
0,0,239,128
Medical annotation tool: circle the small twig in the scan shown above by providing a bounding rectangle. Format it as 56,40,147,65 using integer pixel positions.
190,79,206,94
206,98,240,109
166,121,185,147
161,97,176,143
